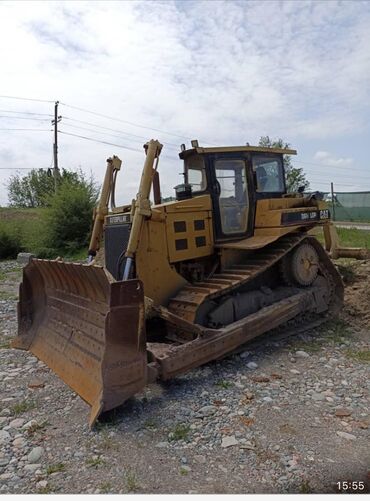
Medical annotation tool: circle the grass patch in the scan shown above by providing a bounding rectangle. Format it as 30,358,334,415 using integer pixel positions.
0,228,22,259
215,380,233,389
179,467,189,476
143,418,157,429
345,349,370,362
86,456,105,468
299,480,313,494
3,265,22,273
64,247,88,262
323,318,352,343
96,428,119,451
0,291,18,301
169,423,191,442
99,481,112,494
335,227,370,249
0,265,22,281
290,319,352,354
290,338,322,353
11,399,36,416
310,226,370,250
37,485,54,494
0,207,88,259
46,463,65,475
0,207,45,256
125,470,139,492
0,339,11,349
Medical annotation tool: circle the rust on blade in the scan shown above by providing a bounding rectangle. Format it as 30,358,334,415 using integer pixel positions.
12,259,146,426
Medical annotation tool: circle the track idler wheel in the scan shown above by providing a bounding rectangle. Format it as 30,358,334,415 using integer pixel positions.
281,242,319,286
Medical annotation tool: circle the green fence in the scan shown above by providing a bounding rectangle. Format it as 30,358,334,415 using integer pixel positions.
324,192,370,222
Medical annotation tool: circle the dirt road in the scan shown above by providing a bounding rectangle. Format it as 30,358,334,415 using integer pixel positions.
0,259,369,494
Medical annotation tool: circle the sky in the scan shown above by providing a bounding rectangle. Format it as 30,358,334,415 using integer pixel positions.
0,0,370,206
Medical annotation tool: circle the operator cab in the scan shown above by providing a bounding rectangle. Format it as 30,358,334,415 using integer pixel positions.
178,141,296,242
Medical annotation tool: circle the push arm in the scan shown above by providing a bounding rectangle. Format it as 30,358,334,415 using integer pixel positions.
123,140,163,279
88,155,122,262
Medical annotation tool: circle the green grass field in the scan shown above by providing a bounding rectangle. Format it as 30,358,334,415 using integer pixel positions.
335,227,370,248
0,207,87,260
0,207,45,252
312,226,370,249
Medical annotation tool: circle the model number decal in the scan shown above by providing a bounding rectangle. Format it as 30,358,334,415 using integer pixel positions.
301,211,318,220
281,209,330,225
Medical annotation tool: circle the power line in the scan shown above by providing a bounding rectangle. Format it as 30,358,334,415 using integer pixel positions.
295,159,365,173
0,95,54,103
1,96,367,185
0,115,50,122
1,96,209,142
0,128,52,131
63,123,149,143
62,123,179,151
58,130,143,152
0,110,53,117
310,183,362,188
306,169,370,180
309,179,369,185
0,167,42,170
297,159,351,169
308,177,369,186
307,173,370,181
293,158,370,180
60,101,216,144
63,116,179,148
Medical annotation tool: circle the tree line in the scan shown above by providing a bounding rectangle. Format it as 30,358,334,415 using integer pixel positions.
1,169,99,259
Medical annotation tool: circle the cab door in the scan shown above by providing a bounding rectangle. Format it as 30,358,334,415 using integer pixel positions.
208,154,254,242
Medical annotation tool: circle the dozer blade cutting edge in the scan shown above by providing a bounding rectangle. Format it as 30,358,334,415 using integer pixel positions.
12,259,146,427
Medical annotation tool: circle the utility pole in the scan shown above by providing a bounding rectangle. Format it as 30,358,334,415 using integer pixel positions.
52,101,62,192
330,182,336,221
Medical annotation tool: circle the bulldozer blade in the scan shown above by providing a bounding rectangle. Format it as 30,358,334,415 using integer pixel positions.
12,259,146,427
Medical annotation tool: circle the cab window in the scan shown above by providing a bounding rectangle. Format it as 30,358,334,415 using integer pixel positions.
185,154,206,192
252,155,285,193
215,159,249,235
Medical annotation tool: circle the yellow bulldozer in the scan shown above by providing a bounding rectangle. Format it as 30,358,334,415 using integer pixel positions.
12,139,365,426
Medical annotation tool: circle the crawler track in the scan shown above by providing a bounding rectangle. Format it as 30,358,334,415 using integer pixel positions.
168,233,343,327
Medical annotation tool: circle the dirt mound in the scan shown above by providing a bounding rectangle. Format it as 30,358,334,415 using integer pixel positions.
338,259,370,328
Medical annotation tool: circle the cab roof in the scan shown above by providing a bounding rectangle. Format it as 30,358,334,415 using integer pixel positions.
179,145,297,159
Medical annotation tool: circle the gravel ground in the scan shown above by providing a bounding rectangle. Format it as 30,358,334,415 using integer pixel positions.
0,259,369,494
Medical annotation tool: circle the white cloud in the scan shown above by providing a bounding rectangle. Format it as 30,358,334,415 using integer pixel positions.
0,0,369,204
314,151,354,167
